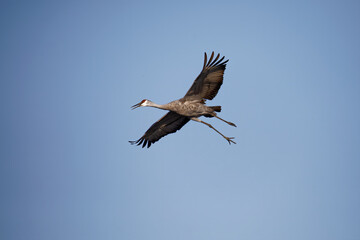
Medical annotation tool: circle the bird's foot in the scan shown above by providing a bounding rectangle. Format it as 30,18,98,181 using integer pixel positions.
225,137,236,145
228,122,237,127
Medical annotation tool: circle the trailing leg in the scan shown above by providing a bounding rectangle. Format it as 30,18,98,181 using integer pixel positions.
210,113,237,127
191,117,236,145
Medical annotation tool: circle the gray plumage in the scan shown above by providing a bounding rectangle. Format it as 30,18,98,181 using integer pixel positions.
129,52,236,148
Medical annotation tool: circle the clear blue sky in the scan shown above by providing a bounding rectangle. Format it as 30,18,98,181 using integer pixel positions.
1,1,360,239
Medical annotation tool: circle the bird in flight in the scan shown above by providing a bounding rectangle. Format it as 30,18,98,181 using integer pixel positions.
129,52,236,148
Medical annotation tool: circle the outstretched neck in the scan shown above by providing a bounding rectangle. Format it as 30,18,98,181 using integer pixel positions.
147,101,170,111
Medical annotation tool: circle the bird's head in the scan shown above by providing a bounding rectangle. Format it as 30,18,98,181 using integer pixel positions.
131,99,151,110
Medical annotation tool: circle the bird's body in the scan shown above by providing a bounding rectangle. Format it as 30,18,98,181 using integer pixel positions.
130,52,236,148
149,99,219,117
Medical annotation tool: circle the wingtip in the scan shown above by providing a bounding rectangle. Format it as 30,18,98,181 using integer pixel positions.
203,52,229,68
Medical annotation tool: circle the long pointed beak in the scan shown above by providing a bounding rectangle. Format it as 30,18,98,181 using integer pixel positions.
131,102,141,110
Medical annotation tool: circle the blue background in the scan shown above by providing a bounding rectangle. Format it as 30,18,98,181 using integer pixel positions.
1,1,360,239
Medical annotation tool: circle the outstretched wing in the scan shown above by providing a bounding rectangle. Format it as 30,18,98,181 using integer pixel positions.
185,52,229,100
129,111,190,148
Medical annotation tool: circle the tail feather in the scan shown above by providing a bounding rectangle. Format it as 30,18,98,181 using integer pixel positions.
210,106,221,112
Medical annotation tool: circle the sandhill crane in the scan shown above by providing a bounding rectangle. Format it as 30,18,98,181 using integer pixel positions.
129,52,236,148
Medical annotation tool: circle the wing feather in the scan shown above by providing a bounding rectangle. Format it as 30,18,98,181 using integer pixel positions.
185,51,229,100
129,111,190,148
209,53,220,67
203,52,208,69
213,56,225,67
